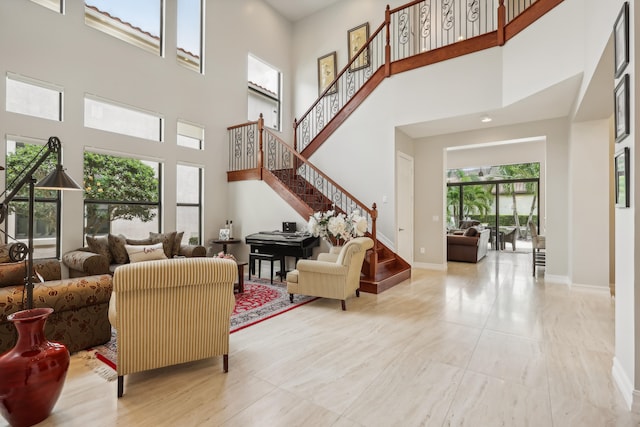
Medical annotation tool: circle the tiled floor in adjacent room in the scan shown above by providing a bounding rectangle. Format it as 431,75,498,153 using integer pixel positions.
8,250,639,426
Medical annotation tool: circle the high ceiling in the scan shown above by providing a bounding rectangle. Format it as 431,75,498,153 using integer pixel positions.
263,0,340,22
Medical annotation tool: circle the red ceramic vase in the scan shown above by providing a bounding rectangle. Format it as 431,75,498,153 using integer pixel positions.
0,308,70,427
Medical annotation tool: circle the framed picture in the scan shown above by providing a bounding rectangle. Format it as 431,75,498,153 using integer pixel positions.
614,74,629,143
348,22,370,71
615,147,630,208
317,51,337,96
614,2,629,78
218,228,230,240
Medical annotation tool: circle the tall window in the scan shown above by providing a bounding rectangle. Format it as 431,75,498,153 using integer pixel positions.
5,137,61,259
176,164,202,245
177,0,203,73
248,54,281,131
84,151,161,239
84,0,163,56
84,95,163,142
30,0,63,13
177,120,203,150
6,73,63,122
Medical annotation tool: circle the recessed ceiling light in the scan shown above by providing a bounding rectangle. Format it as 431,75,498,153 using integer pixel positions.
481,116,492,123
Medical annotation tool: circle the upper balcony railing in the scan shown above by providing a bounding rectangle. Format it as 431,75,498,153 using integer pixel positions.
294,0,551,153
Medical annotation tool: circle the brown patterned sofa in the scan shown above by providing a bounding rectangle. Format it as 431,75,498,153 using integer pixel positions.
62,231,206,277
0,259,113,354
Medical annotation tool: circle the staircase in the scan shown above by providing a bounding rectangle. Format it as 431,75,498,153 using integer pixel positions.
226,0,564,293
228,122,411,293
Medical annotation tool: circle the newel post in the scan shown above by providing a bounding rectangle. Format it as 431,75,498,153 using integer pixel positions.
293,118,298,152
385,5,391,77
497,0,506,46
258,114,264,180
369,203,378,279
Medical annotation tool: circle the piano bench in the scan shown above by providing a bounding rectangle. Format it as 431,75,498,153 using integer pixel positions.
249,253,284,284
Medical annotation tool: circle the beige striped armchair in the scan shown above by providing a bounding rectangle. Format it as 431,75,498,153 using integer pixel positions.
108,257,237,398
286,237,374,311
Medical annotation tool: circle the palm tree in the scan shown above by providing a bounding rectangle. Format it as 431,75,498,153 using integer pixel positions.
497,163,540,238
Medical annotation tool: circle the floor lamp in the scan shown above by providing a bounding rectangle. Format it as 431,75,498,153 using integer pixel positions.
1,136,82,309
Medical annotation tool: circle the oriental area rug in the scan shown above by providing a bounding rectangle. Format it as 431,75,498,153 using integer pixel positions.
81,277,317,380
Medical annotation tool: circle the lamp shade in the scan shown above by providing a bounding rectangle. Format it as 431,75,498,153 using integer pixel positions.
35,164,83,190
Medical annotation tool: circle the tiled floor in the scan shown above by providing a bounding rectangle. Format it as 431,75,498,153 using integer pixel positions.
7,250,639,426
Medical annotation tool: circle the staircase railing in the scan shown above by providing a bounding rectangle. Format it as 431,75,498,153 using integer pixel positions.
294,22,386,154
294,0,555,153
229,116,379,278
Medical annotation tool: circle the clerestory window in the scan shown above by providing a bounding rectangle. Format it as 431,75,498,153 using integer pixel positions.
248,54,282,131
84,0,163,56
177,0,204,73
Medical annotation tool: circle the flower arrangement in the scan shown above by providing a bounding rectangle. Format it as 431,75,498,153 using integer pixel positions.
307,209,368,246
213,251,236,261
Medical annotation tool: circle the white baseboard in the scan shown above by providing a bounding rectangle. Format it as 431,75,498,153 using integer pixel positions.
612,357,635,410
543,274,570,285
413,262,447,271
570,283,612,294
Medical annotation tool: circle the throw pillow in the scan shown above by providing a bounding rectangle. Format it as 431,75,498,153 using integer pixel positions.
0,261,26,288
0,244,10,263
149,231,177,259
125,243,168,263
108,234,129,264
172,231,184,257
86,235,113,264
126,237,153,246
463,227,478,237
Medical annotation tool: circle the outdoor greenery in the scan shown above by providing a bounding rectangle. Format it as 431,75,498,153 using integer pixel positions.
84,152,158,235
5,145,159,237
447,162,540,235
5,144,59,233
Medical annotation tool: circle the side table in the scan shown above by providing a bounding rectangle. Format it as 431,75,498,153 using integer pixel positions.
235,261,248,293
209,238,241,255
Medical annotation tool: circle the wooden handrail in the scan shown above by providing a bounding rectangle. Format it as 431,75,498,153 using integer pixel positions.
263,128,375,221
388,0,424,15
295,22,386,126
227,120,259,131
293,0,563,155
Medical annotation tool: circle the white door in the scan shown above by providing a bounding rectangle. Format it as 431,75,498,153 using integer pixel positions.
397,152,414,264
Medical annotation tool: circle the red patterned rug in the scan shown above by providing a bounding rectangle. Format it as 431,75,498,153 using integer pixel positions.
84,277,317,376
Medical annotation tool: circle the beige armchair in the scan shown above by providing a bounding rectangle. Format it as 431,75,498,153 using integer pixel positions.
108,257,237,397
528,220,546,276
286,237,374,310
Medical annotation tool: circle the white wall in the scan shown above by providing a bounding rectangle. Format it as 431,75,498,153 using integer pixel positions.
0,0,292,256
568,120,611,289
611,0,639,411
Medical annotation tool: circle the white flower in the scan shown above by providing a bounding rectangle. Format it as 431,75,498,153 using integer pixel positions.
308,208,368,244
354,216,368,235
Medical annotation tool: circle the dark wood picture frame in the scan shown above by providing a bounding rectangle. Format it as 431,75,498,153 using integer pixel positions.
317,51,337,96
348,22,370,71
614,2,629,78
615,146,630,208
614,74,630,143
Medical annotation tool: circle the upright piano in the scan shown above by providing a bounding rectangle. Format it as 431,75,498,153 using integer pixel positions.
245,231,320,261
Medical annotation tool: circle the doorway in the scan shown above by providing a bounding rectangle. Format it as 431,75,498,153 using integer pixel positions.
397,152,414,264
